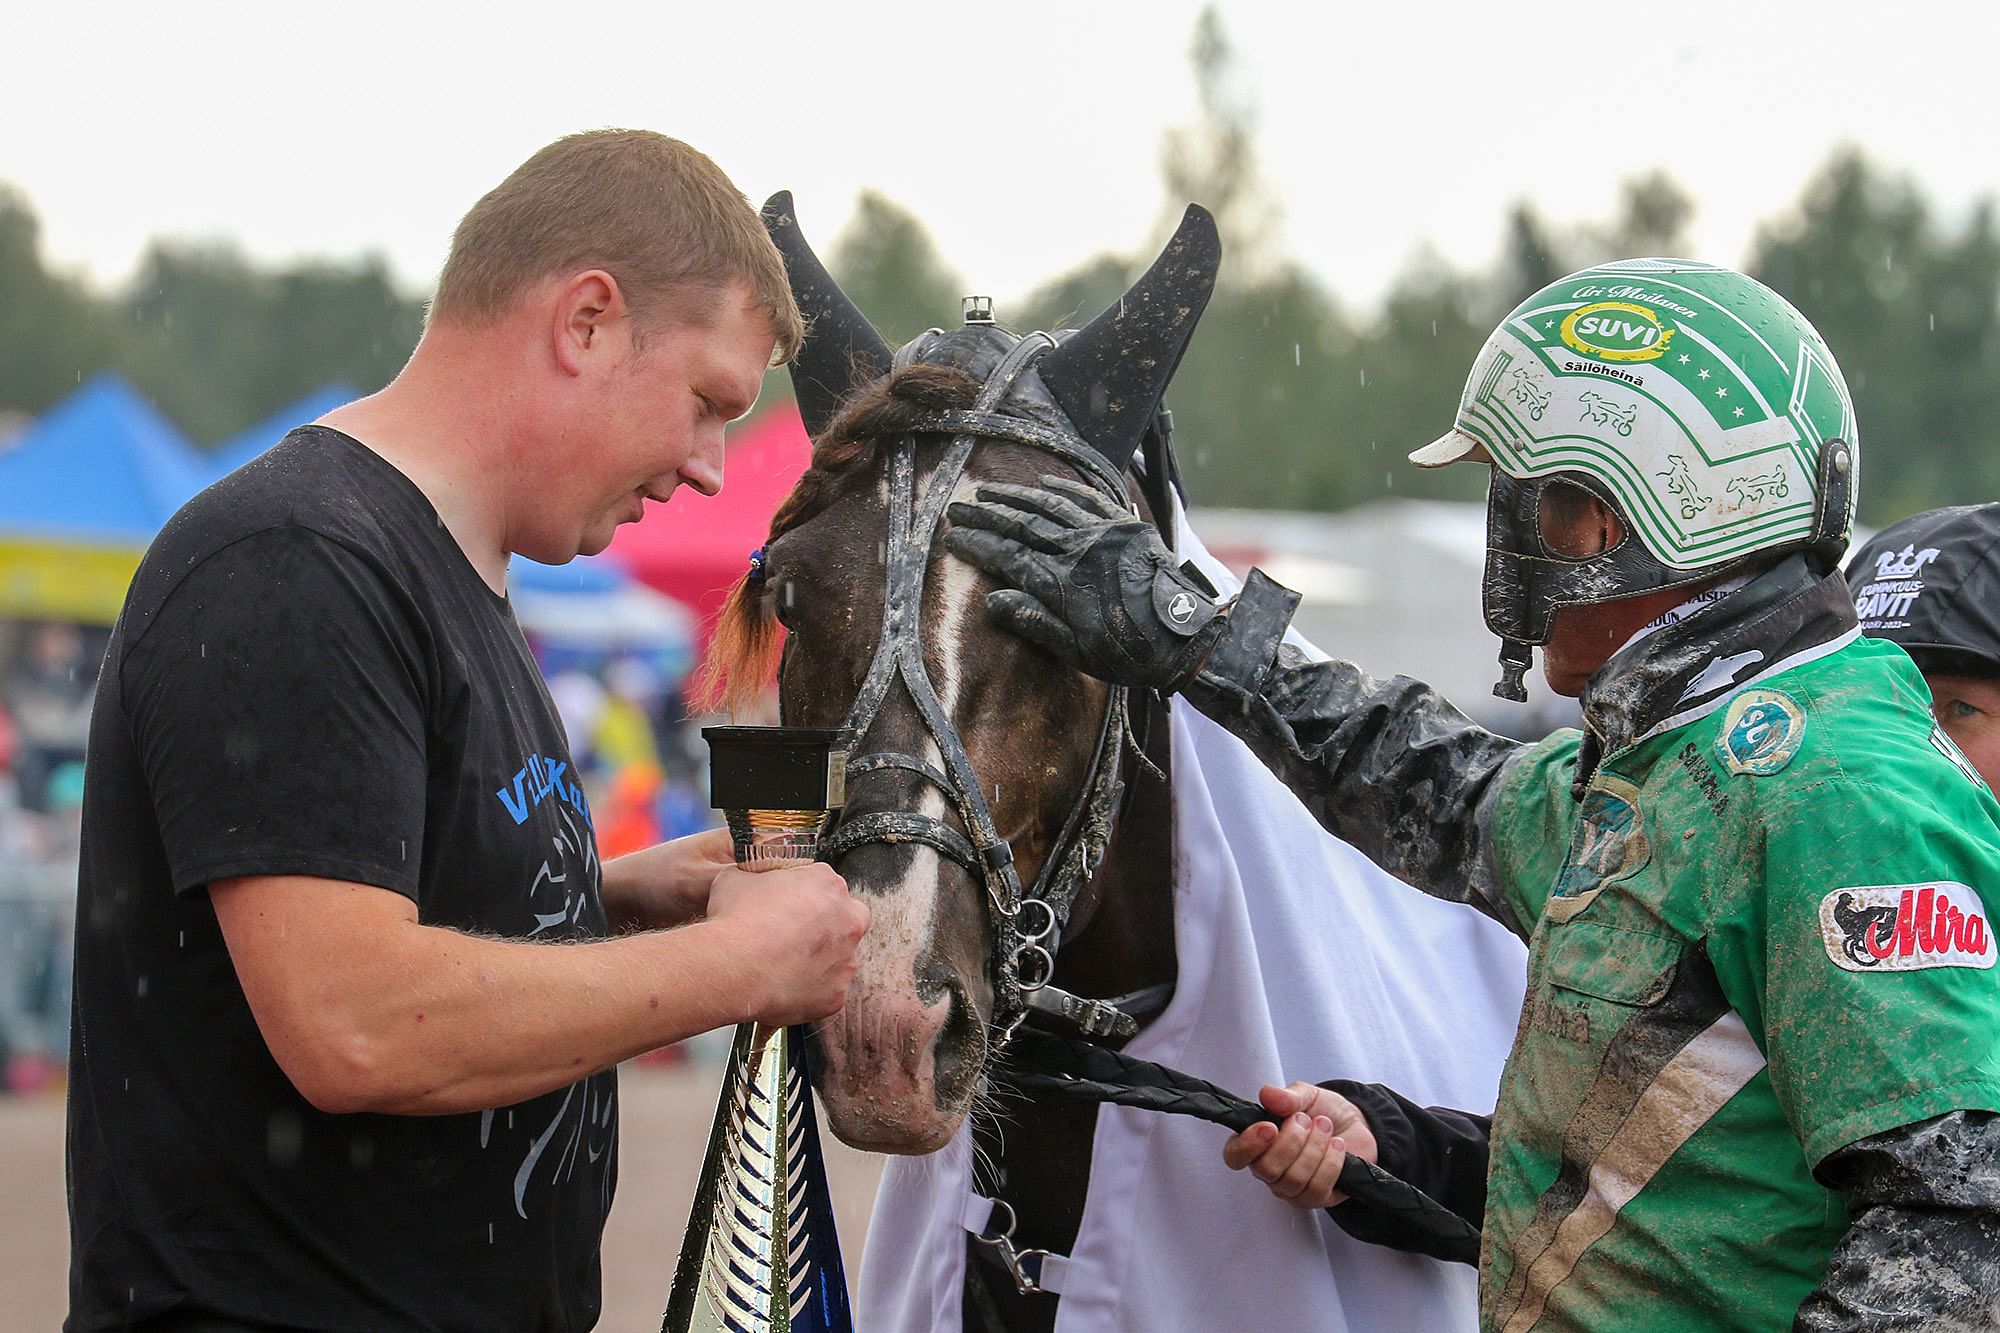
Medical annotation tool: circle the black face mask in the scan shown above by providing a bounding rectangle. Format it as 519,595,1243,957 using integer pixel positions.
1479,441,1857,701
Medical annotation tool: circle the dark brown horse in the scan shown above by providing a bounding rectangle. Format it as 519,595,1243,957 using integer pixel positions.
707,197,1220,1329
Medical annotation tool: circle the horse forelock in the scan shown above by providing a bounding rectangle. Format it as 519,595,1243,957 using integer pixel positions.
696,362,986,715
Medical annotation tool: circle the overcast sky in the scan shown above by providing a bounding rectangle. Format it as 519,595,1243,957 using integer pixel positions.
6,0,1998,312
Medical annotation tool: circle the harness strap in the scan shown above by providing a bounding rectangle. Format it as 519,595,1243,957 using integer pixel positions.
1097,981,1177,1022
823,810,982,874
1022,986,1138,1040
844,750,957,795
905,408,1130,501
963,1193,1071,1296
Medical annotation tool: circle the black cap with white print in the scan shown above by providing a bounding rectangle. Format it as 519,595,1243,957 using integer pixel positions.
1846,503,2000,676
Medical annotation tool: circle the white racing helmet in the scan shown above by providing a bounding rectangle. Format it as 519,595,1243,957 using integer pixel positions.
1414,258,1859,698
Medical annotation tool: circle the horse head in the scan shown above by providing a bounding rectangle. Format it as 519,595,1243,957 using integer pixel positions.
707,195,1218,1153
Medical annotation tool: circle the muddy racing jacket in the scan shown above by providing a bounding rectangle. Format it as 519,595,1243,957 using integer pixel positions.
1186,555,2000,1331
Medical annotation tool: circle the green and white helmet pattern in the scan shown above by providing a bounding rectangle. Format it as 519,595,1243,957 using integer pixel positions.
1414,259,1859,571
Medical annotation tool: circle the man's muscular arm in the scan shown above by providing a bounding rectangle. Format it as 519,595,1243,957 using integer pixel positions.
1795,1111,2000,1330
210,861,865,1116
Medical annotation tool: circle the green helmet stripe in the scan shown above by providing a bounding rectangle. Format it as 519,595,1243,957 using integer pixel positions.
1585,272,1794,375
1661,322,1784,421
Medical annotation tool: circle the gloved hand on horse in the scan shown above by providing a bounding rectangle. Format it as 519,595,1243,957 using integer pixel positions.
946,476,1298,695
945,476,1222,692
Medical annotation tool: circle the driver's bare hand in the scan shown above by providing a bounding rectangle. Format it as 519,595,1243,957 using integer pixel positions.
707,863,869,1026
1222,1082,1377,1210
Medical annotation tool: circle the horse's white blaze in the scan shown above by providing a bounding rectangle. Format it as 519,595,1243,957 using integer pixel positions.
840,482,987,1071
821,467,1002,1152
871,472,987,926
930,501,981,717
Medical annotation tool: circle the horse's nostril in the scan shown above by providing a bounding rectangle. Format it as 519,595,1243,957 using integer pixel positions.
931,977,986,1111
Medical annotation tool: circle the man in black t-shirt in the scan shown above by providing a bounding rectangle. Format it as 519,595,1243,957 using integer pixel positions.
67,132,870,1332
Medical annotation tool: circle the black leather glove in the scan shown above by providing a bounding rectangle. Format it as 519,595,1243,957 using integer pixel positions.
945,476,1225,693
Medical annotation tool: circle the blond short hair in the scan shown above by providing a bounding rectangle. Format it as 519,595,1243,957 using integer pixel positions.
431,130,802,363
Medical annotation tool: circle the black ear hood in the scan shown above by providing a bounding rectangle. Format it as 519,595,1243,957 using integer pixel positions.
1036,205,1220,475
760,191,892,438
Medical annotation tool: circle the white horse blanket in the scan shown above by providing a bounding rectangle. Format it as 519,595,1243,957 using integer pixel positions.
856,526,1529,1331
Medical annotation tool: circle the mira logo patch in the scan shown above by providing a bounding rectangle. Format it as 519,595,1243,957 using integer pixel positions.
1820,883,1996,972
1559,301,1676,363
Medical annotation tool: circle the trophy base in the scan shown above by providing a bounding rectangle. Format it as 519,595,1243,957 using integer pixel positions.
662,1023,853,1333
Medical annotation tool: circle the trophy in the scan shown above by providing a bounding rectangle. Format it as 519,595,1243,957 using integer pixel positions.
663,726,854,1333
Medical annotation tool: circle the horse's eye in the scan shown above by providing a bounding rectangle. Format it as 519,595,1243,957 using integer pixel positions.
771,576,800,628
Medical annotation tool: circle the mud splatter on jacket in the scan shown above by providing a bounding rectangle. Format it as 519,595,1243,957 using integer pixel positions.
1186,555,2000,1330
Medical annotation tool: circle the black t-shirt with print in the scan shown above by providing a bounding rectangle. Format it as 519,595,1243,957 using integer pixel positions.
67,427,616,1332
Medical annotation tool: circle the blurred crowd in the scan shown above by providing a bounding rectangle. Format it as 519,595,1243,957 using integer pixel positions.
0,617,729,1097
0,623,94,1094
542,653,728,860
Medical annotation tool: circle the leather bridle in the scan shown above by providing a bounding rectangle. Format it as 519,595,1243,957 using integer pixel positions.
807,327,1147,1046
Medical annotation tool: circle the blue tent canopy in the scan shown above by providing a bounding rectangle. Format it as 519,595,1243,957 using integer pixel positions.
0,374,209,544
209,383,360,478
507,553,695,682
509,553,632,597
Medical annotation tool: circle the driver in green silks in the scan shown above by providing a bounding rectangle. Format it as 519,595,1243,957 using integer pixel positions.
945,259,2000,1331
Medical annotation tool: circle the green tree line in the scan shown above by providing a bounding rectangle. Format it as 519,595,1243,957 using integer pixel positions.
0,194,421,446
2,15,1995,525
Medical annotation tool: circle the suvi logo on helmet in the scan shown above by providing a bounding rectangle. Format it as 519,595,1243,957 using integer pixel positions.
1559,301,1676,363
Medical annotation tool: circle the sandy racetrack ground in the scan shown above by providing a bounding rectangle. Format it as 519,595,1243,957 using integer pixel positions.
1,1062,886,1331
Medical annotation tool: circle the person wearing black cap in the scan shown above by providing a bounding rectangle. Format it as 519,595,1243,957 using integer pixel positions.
1848,503,2000,790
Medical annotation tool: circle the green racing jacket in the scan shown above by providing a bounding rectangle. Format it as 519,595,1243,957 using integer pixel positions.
1185,555,2000,1330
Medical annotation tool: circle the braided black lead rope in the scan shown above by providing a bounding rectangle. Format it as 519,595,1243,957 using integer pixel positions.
1000,1027,1481,1267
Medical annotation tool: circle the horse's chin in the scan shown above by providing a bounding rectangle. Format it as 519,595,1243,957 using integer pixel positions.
818,1094,968,1156
811,995,987,1156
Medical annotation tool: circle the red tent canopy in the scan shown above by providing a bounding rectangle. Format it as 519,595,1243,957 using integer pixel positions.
605,404,812,658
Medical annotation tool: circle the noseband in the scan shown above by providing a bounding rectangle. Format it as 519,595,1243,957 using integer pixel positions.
814,329,1143,1046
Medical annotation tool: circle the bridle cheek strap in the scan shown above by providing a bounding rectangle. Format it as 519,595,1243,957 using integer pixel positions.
822,332,1136,1040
